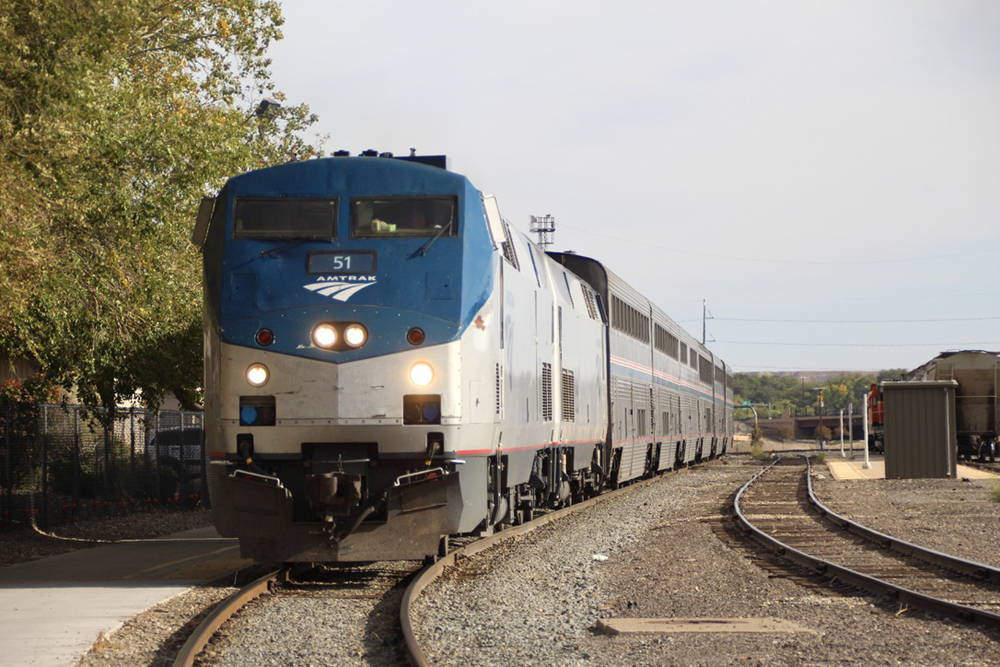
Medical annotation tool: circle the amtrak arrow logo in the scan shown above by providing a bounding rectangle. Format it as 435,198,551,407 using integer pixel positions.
304,281,375,302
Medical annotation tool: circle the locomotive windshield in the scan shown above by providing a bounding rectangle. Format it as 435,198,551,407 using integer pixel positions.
351,197,457,238
234,198,338,240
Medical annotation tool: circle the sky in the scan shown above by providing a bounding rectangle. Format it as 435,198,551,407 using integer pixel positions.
266,1,1000,373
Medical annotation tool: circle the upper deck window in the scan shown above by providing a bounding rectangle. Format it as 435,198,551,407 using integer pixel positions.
234,198,337,240
351,197,457,238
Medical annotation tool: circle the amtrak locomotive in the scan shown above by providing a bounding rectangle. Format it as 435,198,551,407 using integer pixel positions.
194,153,734,563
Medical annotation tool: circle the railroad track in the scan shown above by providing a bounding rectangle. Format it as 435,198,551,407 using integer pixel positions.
173,561,421,666
173,513,595,665
174,463,713,665
174,569,278,667
734,456,1000,628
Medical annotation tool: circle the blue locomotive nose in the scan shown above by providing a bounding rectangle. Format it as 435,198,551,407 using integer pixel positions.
208,158,495,362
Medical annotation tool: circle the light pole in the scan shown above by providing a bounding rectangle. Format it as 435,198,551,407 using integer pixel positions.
862,392,871,469
848,401,854,458
839,409,845,457
817,388,825,451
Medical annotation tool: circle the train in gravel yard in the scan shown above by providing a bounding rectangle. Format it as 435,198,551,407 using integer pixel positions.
193,152,734,563
905,350,999,462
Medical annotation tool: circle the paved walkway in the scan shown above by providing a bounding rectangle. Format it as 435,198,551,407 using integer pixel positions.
0,526,247,666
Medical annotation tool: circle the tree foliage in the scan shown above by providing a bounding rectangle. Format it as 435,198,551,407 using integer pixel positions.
734,369,908,419
0,0,321,413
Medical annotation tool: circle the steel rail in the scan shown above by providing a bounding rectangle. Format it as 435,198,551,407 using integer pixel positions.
805,460,1000,586
173,569,281,667
733,456,1000,630
400,467,699,666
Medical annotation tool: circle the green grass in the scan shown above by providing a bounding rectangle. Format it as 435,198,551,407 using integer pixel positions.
990,483,1000,504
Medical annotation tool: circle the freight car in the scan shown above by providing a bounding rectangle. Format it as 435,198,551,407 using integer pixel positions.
193,153,734,563
905,350,998,462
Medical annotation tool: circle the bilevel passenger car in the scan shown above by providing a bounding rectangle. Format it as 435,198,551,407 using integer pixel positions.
193,153,734,563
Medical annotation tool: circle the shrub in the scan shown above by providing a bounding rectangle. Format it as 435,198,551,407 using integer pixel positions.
750,424,767,460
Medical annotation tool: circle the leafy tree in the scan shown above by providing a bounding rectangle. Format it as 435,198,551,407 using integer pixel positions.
735,369,909,421
0,0,320,415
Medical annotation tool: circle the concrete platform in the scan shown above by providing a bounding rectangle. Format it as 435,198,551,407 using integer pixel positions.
825,457,999,481
0,526,248,666
596,617,818,636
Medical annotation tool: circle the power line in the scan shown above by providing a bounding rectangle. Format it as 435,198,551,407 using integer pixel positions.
710,316,1000,324
727,364,904,372
557,222,999,266
717,341,1000,348
669,291,1000,305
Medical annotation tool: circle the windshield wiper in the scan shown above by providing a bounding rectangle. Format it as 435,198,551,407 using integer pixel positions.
260,239,310,258
412,221,453,257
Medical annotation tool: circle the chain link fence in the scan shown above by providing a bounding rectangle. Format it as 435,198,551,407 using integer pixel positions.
0,403,207,531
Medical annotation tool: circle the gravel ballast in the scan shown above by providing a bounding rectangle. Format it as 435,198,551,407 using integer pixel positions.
203,560,419,666
410,458,1000,665
12,454,995,665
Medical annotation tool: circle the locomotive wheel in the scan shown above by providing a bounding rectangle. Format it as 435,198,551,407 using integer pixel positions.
500,489,517,527
520,498,534,523
608,448,622,489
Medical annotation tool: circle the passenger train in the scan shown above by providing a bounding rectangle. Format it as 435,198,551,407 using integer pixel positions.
194,153,734,563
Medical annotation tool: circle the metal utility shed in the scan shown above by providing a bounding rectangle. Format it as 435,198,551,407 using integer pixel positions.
882,380,958,479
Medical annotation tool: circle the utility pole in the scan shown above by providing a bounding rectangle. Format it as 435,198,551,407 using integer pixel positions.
817,388,825,451
702,300,713,344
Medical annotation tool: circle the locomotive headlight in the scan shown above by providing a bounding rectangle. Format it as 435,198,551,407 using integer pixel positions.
409,362,434,387
312,323,338,349
344,323,367,348
246,363,269,387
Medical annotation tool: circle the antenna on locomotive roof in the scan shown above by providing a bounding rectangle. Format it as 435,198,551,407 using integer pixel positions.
530,214,555,249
